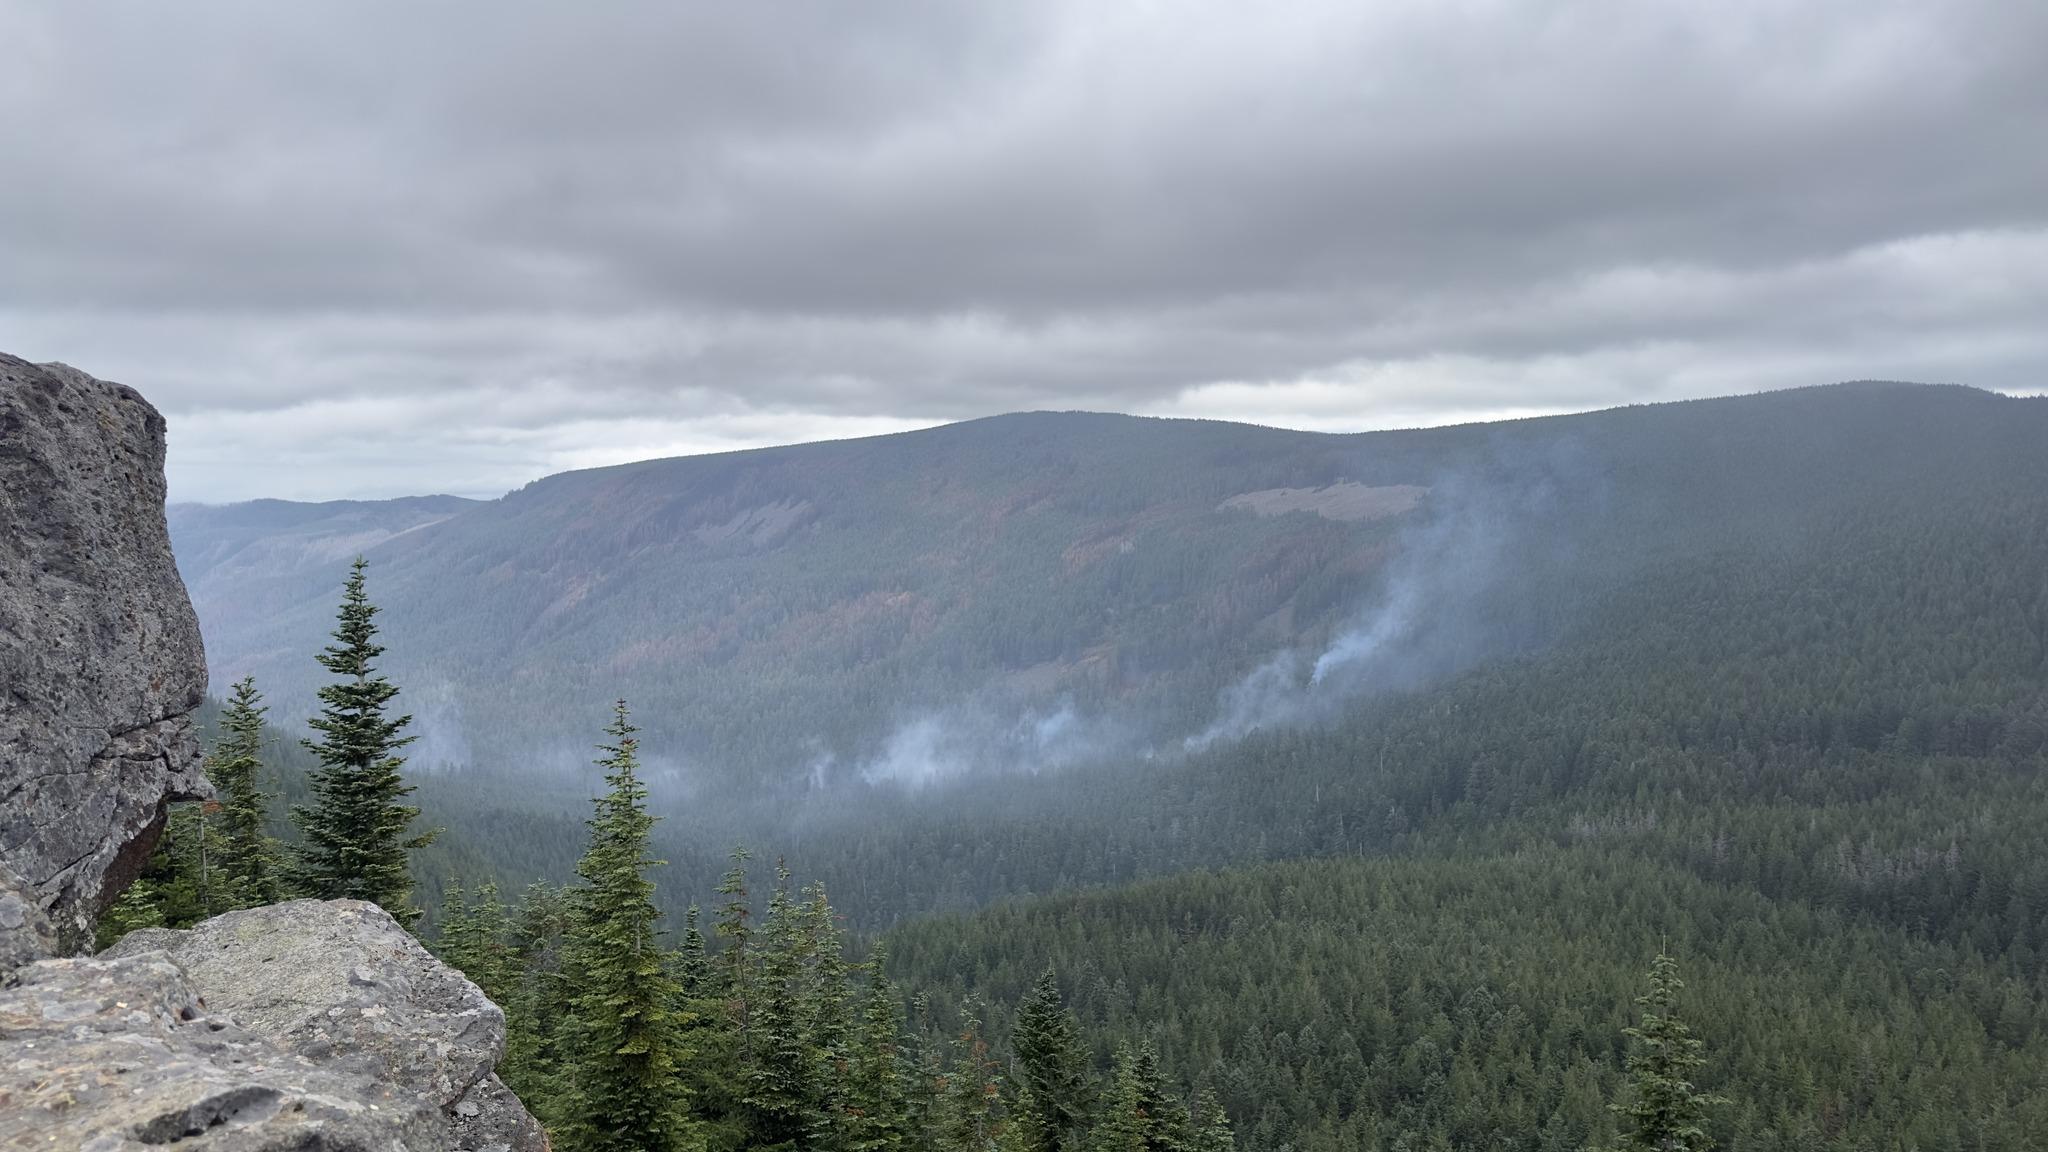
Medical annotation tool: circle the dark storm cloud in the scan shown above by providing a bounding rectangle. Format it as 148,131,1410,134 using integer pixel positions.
1,1,2044,500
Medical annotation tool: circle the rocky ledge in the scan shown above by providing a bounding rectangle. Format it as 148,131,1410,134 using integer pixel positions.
2,900,546,1150
1,357,544,1149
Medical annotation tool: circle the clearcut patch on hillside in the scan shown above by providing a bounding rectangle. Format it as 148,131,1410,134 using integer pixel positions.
1219,482,1427,522
692,497,815,547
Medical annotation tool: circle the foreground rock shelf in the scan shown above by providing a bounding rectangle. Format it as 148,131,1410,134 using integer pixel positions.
3,900,546,1150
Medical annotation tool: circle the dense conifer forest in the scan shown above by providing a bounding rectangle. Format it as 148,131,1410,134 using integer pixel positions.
123,384,2048,1150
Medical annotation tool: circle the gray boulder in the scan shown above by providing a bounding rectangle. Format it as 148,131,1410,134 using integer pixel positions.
103,900,549,1151
0,947,449,1150
0,355,209,954
0,894,551,1150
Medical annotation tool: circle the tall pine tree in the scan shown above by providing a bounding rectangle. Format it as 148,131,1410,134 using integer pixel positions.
291,557,433,923
935,1001,1003,1152
845,950,910,1152
1089,1045,1188,1152
1607,954,1724,1152
563,701,694,1152
1013,968,1093,1152
209,675,283,906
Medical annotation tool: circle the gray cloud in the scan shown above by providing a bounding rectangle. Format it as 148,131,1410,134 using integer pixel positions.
1,0,2043,500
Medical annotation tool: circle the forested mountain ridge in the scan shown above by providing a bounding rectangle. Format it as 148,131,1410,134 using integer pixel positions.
145,380,2048,1151
171,382,2043,798
175,409,1425,783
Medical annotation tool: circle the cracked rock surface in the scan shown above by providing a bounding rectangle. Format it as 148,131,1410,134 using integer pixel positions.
0,355,546,1149
1,355,208,955
0,900,548,1150
103,900,548,1151
0,945,447,1150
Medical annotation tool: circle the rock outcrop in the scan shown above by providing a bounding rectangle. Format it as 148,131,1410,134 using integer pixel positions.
0,906,551,1152
0,357,545,1149
0,949,453,1149
1,355,209,955
101,901,548,1151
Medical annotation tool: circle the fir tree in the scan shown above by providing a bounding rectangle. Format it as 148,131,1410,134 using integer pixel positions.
95,873,167,948
438,880,475,966
1185,1092,1232,1152
1087,1054,1148,1152
902,995,946,1152
562,701,694,1152
675,897,749,1152
845,951,910,1152
1089,1045,1186,1152
1013,968,1093,1152
178,800,226,921
91,804,213,946
1608,954,1724,1152
746,863,817,1150
801,883,855,1151
717,847,756,1057
437,880,514,1005
678,905,711,999
291,557,433,924
936,1001,1003,1152
209,675,283,905
503,880,576,1131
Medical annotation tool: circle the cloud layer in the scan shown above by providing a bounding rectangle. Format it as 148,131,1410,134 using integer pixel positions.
3,1,2043,500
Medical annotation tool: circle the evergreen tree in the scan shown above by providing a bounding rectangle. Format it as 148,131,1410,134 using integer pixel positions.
717,847,756,1057
562,701,694,1152
1608,954,1724,1152
1089,1045,1186,1152
208,675,283,905
902,995,946,1152
291,557,433,924
801,883,855,1151
746,863,817,1150
936,1001,1003,1152
845,951,910,1152
91,803,215,946
437,880,514,1005
1185,1091,1232,1152
503,880,576,1132
95,873,166,947
1087,1048,1149,1152
678,905,711,998
1013,968,1093,1152
177,800,227,921
675,896,749,1152
438,880,476,966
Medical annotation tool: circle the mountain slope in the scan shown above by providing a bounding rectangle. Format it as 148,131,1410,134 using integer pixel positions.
163,383,2048,1151
172,384,2046,799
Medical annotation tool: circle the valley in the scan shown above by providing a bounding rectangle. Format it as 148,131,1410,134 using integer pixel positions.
152,382,2048,1149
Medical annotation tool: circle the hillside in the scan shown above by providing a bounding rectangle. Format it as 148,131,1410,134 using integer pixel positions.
886,850,2048,1150
172,384,2047,803
174,412,1417,785
157,380,2048,1151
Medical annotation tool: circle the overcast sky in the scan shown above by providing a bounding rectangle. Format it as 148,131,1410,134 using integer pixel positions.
4,1,2045,502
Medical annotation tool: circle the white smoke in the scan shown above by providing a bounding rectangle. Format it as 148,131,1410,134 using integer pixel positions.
1186,457,1564,750
808,442,1595,791
842,699,1132,790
